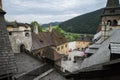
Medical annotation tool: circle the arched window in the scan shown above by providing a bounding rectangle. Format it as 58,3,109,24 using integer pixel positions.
112,20,118,26
107,20,112,26
25,33,29,37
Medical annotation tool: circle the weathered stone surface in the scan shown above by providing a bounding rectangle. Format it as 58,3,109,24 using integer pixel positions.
6,22,32,53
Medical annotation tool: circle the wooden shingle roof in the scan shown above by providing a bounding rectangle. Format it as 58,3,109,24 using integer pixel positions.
32,32,53,51
42,47,62,61
0,9,16,77
6,22,31,28
51,30,67,46
102,0,120,16
32,30,67,51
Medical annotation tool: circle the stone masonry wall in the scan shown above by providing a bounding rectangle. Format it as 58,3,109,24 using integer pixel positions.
9,31,32,53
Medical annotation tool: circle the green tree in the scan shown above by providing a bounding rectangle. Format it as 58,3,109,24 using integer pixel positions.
31,21,42,32
53,27,65,37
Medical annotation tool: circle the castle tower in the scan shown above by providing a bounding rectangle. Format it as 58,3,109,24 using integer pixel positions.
0,0,16,79
101,0,120,40
102,0,120,28
106,0,119,7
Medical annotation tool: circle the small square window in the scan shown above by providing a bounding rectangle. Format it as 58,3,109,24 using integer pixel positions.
57,48,60,51
65,44,67,47
9,32,12,35
61,46,64,49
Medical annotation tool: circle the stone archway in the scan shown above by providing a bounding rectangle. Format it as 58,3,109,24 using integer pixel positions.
20,44,25,53
107,20,112,26
112,20,118,26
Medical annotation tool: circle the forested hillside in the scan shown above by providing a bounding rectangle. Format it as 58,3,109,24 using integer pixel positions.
59,8,104,34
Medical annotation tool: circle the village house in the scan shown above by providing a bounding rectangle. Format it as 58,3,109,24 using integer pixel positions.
65,0,120,80
76,35,93,50
6,22,32,53
31,26,68,64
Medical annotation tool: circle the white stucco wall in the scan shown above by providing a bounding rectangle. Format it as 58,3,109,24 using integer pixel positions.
68,41,76,51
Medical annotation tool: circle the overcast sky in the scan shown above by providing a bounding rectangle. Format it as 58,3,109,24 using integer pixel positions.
3,0,107,24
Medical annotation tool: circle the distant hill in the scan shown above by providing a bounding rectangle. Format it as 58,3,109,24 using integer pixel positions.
59,8,104,34
42,22,61,28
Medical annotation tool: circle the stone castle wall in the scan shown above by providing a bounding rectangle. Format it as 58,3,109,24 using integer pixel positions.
9,31,32,53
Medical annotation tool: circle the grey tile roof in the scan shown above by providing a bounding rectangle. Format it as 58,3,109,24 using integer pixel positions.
89,44,101,49
71,58,120,74
66,58,120,79
14,53,43,76
85,48,98,54
103,58,120,66
93,31,102,41
80,29,120,69
85,44,101,54
39,70,67,80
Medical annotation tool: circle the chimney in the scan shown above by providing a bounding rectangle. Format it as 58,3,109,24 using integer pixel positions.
48,24,52,32
34,23,38,34
101,22,110,41
0,0,2,9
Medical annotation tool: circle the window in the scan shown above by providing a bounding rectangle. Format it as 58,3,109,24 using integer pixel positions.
61,46,64,49
25,33,29,37
57,48,60,51
9,32,12,35
65,44,67,47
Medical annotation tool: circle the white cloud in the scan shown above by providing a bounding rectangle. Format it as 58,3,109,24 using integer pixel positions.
6,0,106,11
5,13,80,24
3,0,107,23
